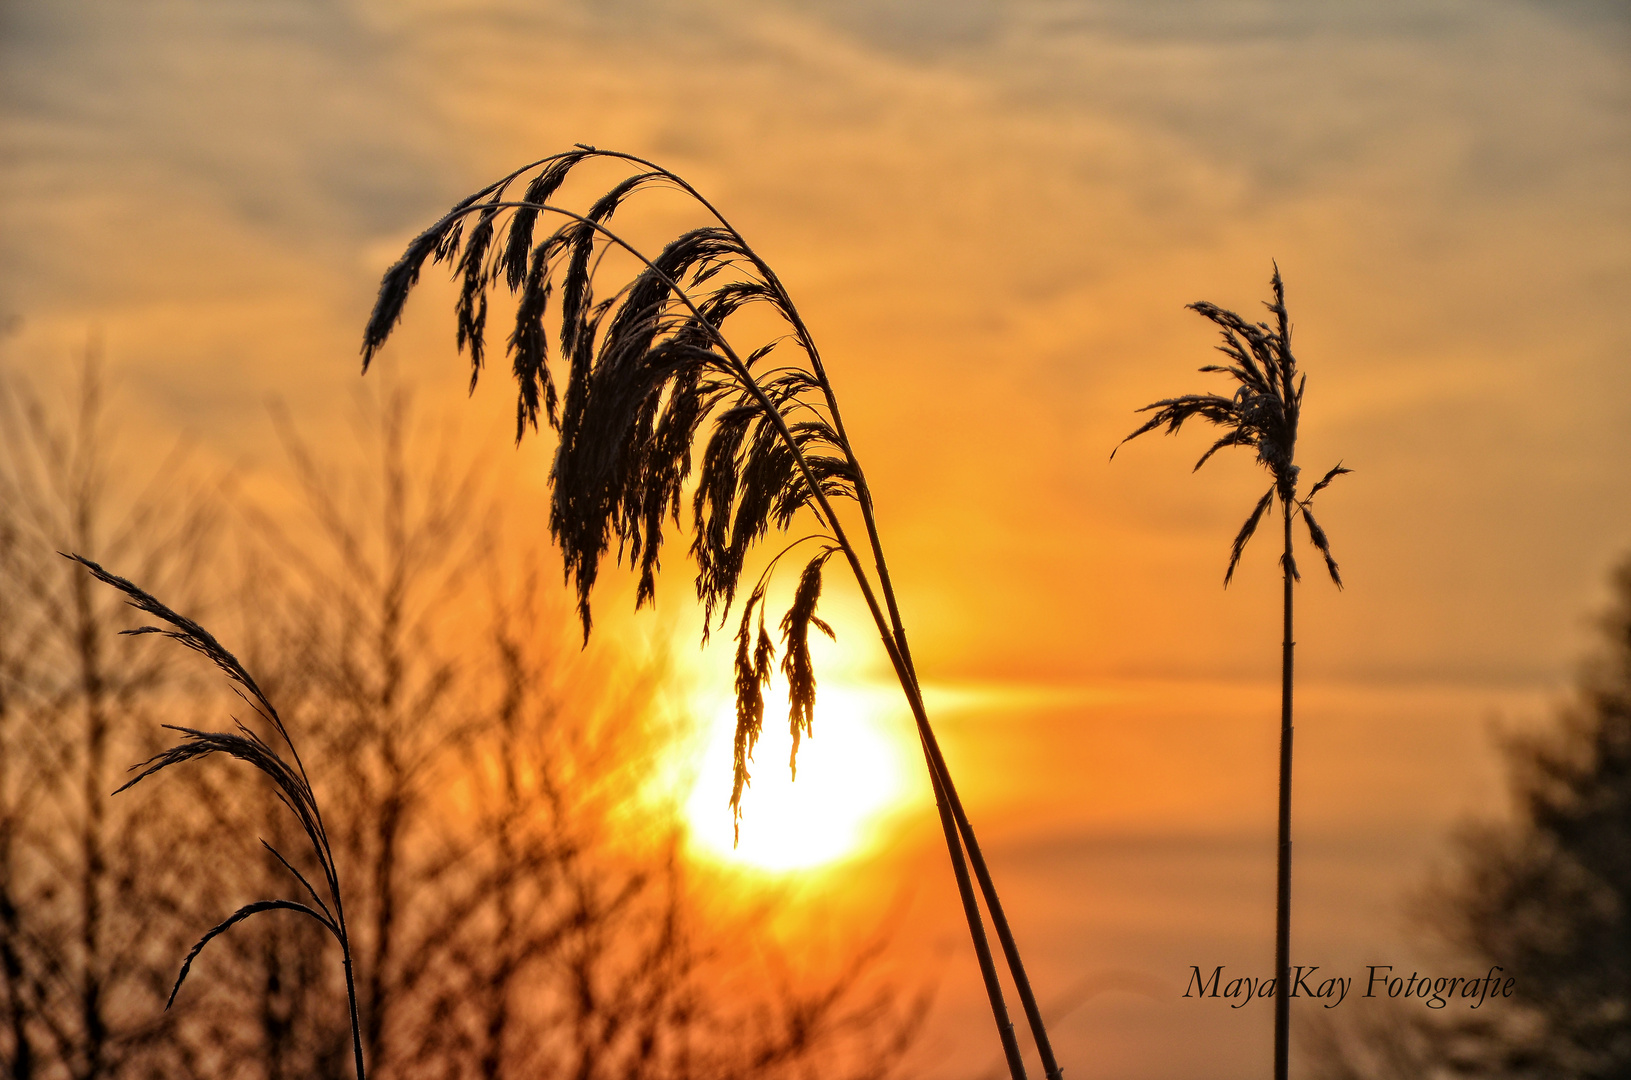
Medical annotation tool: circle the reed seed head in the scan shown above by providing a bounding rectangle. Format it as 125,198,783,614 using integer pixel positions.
359,151,866,833
1113,266,1350,587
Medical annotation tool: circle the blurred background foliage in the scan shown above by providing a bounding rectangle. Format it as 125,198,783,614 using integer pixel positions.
1304,558,1631,1079
0,357,924,1079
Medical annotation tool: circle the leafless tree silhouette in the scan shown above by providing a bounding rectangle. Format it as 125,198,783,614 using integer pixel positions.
0,354,222,1080
1304,556,1631,1080
7,378,924,1079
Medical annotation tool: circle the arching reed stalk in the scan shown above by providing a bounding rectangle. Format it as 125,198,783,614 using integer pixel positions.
359,147,1059,1080
65,555,368,1080
1112,265,1348,1080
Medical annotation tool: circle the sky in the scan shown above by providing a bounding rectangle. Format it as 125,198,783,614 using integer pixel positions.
2,1,1628,1077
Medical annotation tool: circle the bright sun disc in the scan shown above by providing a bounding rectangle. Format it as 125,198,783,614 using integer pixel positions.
683,683,910,872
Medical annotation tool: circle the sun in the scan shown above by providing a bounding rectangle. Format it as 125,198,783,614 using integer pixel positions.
682,681,915,873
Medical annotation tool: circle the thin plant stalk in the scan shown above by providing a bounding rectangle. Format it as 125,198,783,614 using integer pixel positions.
66,555,368,1080
359,148,1059,1079
1113,267,1348,1080
1277,498,1294,1080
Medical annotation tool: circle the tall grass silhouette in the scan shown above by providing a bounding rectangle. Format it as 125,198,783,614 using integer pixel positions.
360,147,1058,1079
1,356,223,1077
66,555,369,1080
1113,265,1348,1080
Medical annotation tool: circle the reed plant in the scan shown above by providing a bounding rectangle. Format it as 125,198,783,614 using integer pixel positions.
65,555,369,1080
0,356,227,1078
1112,265,1348,1080
360,147,1059,1079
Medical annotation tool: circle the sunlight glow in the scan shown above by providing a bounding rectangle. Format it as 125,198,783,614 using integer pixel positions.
683,682,912,873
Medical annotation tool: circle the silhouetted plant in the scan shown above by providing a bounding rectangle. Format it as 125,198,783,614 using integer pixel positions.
1305,554,1631,1080
360,147,1058,1079
2,379,920,1079
1429,552,1631,1075
0,356,225,1080
231,394,926,1080
1113,265,1348,1080
65,556,369,1080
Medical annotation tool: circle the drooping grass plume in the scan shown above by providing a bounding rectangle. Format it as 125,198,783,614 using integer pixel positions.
360,147,1060,1080
0,355,225,1078
65,555,368,1080
1113,265,1348,1080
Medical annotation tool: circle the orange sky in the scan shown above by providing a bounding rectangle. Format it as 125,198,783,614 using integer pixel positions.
3,2,1628,1077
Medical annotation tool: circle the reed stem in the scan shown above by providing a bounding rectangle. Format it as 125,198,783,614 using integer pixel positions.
870,568,1061,1079
362,157,1059,1077
1274,500,1294,1080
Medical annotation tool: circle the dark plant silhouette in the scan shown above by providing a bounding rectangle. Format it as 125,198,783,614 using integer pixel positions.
1304,553,1631,1080
65,556,370,1080
1299,998,1445,1080
1430,551,1631,1075
1113,265,1348,1080
0,356,225,1080
3,374,922,1078
360,147,1059,1079
247,395,495,1079
230,392,926,1080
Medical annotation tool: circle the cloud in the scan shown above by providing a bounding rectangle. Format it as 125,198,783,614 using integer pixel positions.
1,0,1626,687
